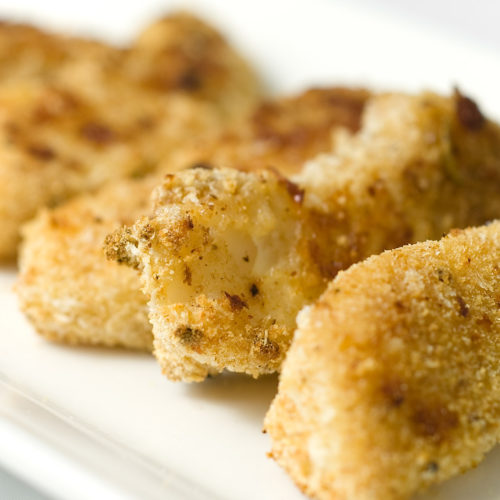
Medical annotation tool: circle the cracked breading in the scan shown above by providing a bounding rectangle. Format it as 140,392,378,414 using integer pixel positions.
17,87,369,350
0,12,260,260
265,221,500,500
106,168,320,377
108,91,500,381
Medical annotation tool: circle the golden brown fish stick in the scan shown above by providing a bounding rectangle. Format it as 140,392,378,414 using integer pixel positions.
125,12,261,120
169,87,370,176
106,167,316,375
107,91,500,381
0,82,222,260
0,20,123,90
265,221,500,500
17,177,159,350
0,13,260,114
0,12,260,260
17,87,368,350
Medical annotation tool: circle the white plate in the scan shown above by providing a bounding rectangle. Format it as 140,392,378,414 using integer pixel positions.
1,1,500,499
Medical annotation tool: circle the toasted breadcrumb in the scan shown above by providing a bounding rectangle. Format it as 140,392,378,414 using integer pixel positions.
0,82,223,260
108,91,500,381
168,87,370,176
0,21,124,92
265,221,500,500
106,167,319,377
17,87,368,350
0,13,260,117
0,12,260,260
17,177,159,350
125,12,260,120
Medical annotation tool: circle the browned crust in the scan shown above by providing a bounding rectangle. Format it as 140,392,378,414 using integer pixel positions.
0,12,261,260
265,221,500,500
126,12,260,109
16,176,159,350
169,87,370,176
107,91,500,382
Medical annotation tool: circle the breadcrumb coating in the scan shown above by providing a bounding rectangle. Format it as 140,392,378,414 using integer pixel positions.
17,177,159,349
0,82,221,261
108,91,500,381
265,221,500,500
0,13,260,116
17,87,368,350
168,87,370,176
125,12,260,120
0,20,124,93
0,12,260,260
106,167,319,377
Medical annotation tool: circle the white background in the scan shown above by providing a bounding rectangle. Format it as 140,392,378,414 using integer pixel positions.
358,0,500,51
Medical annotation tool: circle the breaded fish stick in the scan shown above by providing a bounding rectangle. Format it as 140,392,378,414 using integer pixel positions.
265,221,500,500
17,176,159,350
168,87,369,176
0,13,260,118
124,12,261,120
0,13,260,260
0,82,220,261
107,91,500,380
17,87,365,350
0,21,123,92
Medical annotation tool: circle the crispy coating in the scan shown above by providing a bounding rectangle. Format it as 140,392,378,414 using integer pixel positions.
105,167,319,376
0,13,260,113
0,81,221,260
0,21,124,92
168,87,370,176
265,222,500,500
108,91,500,381
17,87,368,350
0,12,260,260
125,12,260,120
16,176,159,350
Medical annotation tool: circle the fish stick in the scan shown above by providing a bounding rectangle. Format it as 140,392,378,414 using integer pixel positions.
168,87,369,176
0,20,123,91
0,12,260,260
0,82,220,261
264,221,500,500
0,13,260,116
17,176,158,350
107,91,500,380
124,12,261,120
17,87,365,350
